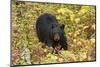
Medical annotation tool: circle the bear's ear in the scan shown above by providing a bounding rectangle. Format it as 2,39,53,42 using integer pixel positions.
60,24,65,29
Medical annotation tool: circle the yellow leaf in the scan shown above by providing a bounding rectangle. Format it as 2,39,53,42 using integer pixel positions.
78,6,90,15
92,24,95,30
90,38,95,43
73,39,77,43
58,58,63,62
70,14,75,22
56,16,61,20
57,8,66,14
75,18,80,23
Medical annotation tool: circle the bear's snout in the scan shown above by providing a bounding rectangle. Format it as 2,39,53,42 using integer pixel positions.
54,33,60,41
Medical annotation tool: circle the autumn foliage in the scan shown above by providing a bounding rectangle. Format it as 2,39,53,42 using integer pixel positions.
12,1,96,65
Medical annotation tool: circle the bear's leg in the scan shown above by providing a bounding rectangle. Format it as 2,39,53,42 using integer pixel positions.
46,40,54,53
60,38,68,50
62,43,68,50
46,39,53,47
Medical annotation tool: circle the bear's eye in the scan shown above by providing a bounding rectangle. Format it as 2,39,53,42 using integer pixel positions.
51,25,55,28
51,24,58,29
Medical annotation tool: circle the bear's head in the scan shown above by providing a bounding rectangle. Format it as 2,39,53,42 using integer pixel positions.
51,24,65,41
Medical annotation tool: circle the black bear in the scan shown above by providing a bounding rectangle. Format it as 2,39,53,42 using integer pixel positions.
36,13,68,53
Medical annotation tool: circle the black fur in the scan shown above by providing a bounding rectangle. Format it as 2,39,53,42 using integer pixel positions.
36,13,68,53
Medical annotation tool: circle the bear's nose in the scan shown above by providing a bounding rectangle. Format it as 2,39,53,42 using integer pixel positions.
54,33,60,41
